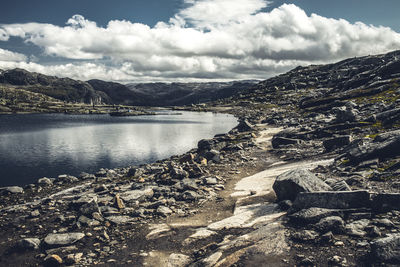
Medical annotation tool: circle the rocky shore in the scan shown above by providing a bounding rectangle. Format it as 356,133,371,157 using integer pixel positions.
2,50,400,266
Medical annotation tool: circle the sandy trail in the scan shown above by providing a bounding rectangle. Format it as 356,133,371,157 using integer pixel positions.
143,126,333,266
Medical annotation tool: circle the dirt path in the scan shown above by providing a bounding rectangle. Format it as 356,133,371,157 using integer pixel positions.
136,126,333,266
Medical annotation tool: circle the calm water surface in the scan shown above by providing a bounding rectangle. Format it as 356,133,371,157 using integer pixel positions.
0,111,237,186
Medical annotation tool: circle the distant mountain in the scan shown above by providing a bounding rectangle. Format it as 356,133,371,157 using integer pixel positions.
0,68,258,107
126,81,259,106
87,79,153,106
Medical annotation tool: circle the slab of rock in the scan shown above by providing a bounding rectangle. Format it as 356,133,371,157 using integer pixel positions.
372,193,400,212
371,234,400,262
292,190,370,211
273,169,332,201
44,233,85,247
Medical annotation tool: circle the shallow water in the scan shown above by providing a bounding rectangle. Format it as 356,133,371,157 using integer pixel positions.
0,111,237,186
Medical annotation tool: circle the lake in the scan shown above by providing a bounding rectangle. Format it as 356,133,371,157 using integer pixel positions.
0,111,237,186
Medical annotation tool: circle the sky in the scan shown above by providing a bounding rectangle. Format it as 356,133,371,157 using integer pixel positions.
0,0,400,83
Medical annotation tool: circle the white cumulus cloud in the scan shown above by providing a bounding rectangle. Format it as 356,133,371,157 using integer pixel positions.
0,48,27,62
0,2,400,82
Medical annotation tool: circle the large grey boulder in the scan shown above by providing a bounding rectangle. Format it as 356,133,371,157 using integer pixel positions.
371,234,400,262
292,190,370,211
347,130,400,164
44,233,85,247
273,169,332,201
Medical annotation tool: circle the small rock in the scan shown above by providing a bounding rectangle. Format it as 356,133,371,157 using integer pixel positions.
157,206,173,217
292,230,319,242
204,177,218,185
38,177,53,186
44,233,85,247
113,194,125,210
43,254,63,267
328,255,347,266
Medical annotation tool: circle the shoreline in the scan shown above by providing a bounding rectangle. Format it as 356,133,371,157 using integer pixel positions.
0,109,238,189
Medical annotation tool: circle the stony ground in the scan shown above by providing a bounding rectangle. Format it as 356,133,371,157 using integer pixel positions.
3,50,400,266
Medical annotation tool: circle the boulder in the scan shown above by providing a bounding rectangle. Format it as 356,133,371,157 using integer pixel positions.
0,186,24,194
315,216,344,234
44,233,85,247
289,208,343,224
166,253,191,267
235,119,253,132
119,188,154,203
43,254,63,267
273,169,332,201
347,130,400,164
371,234,400,263
170,167,189,180
79,198,101,216
271,136,302,149
323,135,352,152
333,106,358,123
292,190,370,211
205,150,220,162
37,177,53,186
197,139,213,151
16,238,41,250
157,206,173,217
344,219,370,237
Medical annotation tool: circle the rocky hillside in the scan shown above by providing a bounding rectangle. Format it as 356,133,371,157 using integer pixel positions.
0,69,109,105
0,69,256,109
